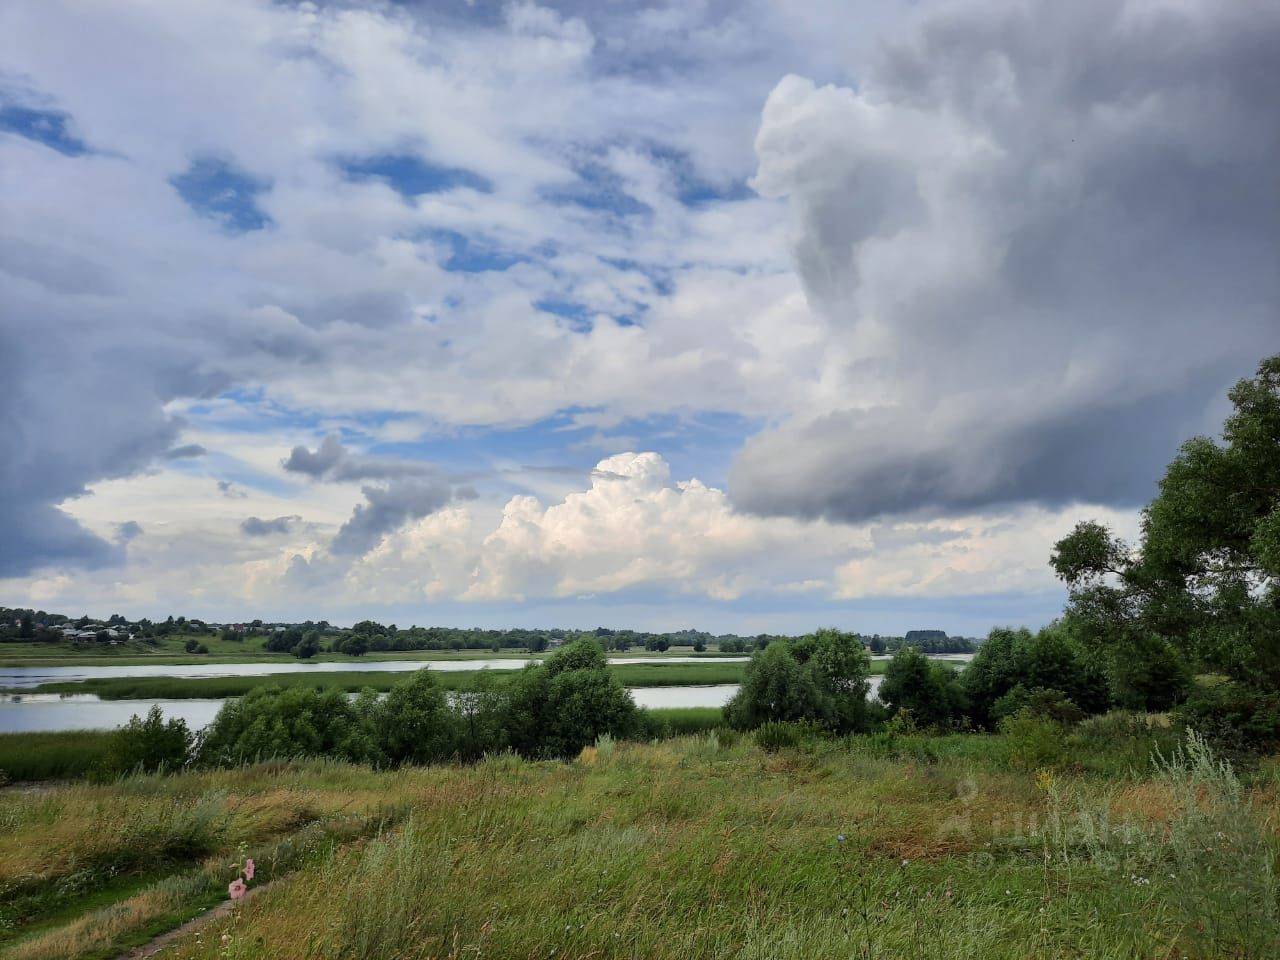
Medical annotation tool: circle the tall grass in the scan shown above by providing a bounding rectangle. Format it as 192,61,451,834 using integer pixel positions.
0,732,114,781
113,734,1274,960
646,707,724,735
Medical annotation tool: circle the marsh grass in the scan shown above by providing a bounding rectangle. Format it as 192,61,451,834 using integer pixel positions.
0,732,114,781
19,662,747,700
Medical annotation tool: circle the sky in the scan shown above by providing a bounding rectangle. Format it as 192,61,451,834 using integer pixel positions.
1,0,1276,635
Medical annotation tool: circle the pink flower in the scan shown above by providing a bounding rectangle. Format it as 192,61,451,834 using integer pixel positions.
242,858,255,882
228,878,247,900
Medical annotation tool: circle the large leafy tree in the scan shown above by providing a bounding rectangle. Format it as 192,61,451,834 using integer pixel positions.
1052,355,1280,695
724,628,871,732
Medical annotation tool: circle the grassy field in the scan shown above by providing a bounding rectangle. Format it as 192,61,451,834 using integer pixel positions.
0,731,115,781
1,721,1276,959
11,661,751,700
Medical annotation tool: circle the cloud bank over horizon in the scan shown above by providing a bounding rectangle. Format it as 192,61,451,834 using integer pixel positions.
1,0,1275,632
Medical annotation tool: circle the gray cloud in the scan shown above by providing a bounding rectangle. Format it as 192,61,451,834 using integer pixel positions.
162,443,207,460
240,515,300,537
283,435,440,483
116,520,144,542
216,480,248,499
731,0,1280,523
330,477,453,556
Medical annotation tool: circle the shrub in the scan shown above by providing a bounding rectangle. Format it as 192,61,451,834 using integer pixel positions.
375,670,458,766
198,686,380,766
100,706,192,776
1174,681,1280,758
502,639,638,759
998,708,1067,770
878,647,967,729
991,686,1084,726
724,628,871,733
754,720,819,753
963,624,1109,729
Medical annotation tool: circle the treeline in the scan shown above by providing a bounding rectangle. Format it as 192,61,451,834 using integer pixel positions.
0,607,974,659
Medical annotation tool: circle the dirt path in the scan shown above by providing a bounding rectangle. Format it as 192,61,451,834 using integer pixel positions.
116,881,275,959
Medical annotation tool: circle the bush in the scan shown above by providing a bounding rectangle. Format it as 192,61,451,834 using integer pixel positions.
375,670,458,766
198,686,379,766
754,720,819,753
963,624,1109,728
503,639,638,759
100,706,192,776
878,647,967,729
725,629,871,733
998,709,1067,770
1174,681,1280,758
991,686,1084,726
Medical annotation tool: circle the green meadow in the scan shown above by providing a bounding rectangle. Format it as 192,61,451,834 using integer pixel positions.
1,725,1276,960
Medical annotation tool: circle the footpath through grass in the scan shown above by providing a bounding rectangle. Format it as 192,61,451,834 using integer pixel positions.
3,724,1277,960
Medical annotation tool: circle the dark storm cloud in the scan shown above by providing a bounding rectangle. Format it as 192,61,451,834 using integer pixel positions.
731,0,1280,523
240,515,300,536
0,315,221,575
330,477,453,556
283,435,440,483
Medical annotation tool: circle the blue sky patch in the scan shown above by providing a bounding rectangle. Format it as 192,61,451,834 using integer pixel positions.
170,157,272,233
340,153,492,198
0,103,90,156
431,229,525,272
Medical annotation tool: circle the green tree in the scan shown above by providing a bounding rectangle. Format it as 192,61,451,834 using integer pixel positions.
198,687,378,766
961,625,1109,729
375,670,458,765
293,630,321,659
102,706,192,775
724,629,871,733
1052,355,1280,713
503,639,636,759
879,647,967,728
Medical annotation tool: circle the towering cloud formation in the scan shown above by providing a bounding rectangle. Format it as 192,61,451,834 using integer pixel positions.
731,0,1280,522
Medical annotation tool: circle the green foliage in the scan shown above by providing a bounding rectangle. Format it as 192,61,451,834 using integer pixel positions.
293,630,321,659
197,686,380,766
375,670,458,766
998,709,1067,770
878,647,967,728
990,686,1083,725
725,628,871,733
0,731,114,781
753,720,819,753
1174,680,1280,757
100,705,193,776
1053,355,1280,711
962,624,1109,728
502,639,638,759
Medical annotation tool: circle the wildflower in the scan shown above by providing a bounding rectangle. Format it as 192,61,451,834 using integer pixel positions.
900,859,909,867
221,933,230,945
229,878,247,900
243,858,255,882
